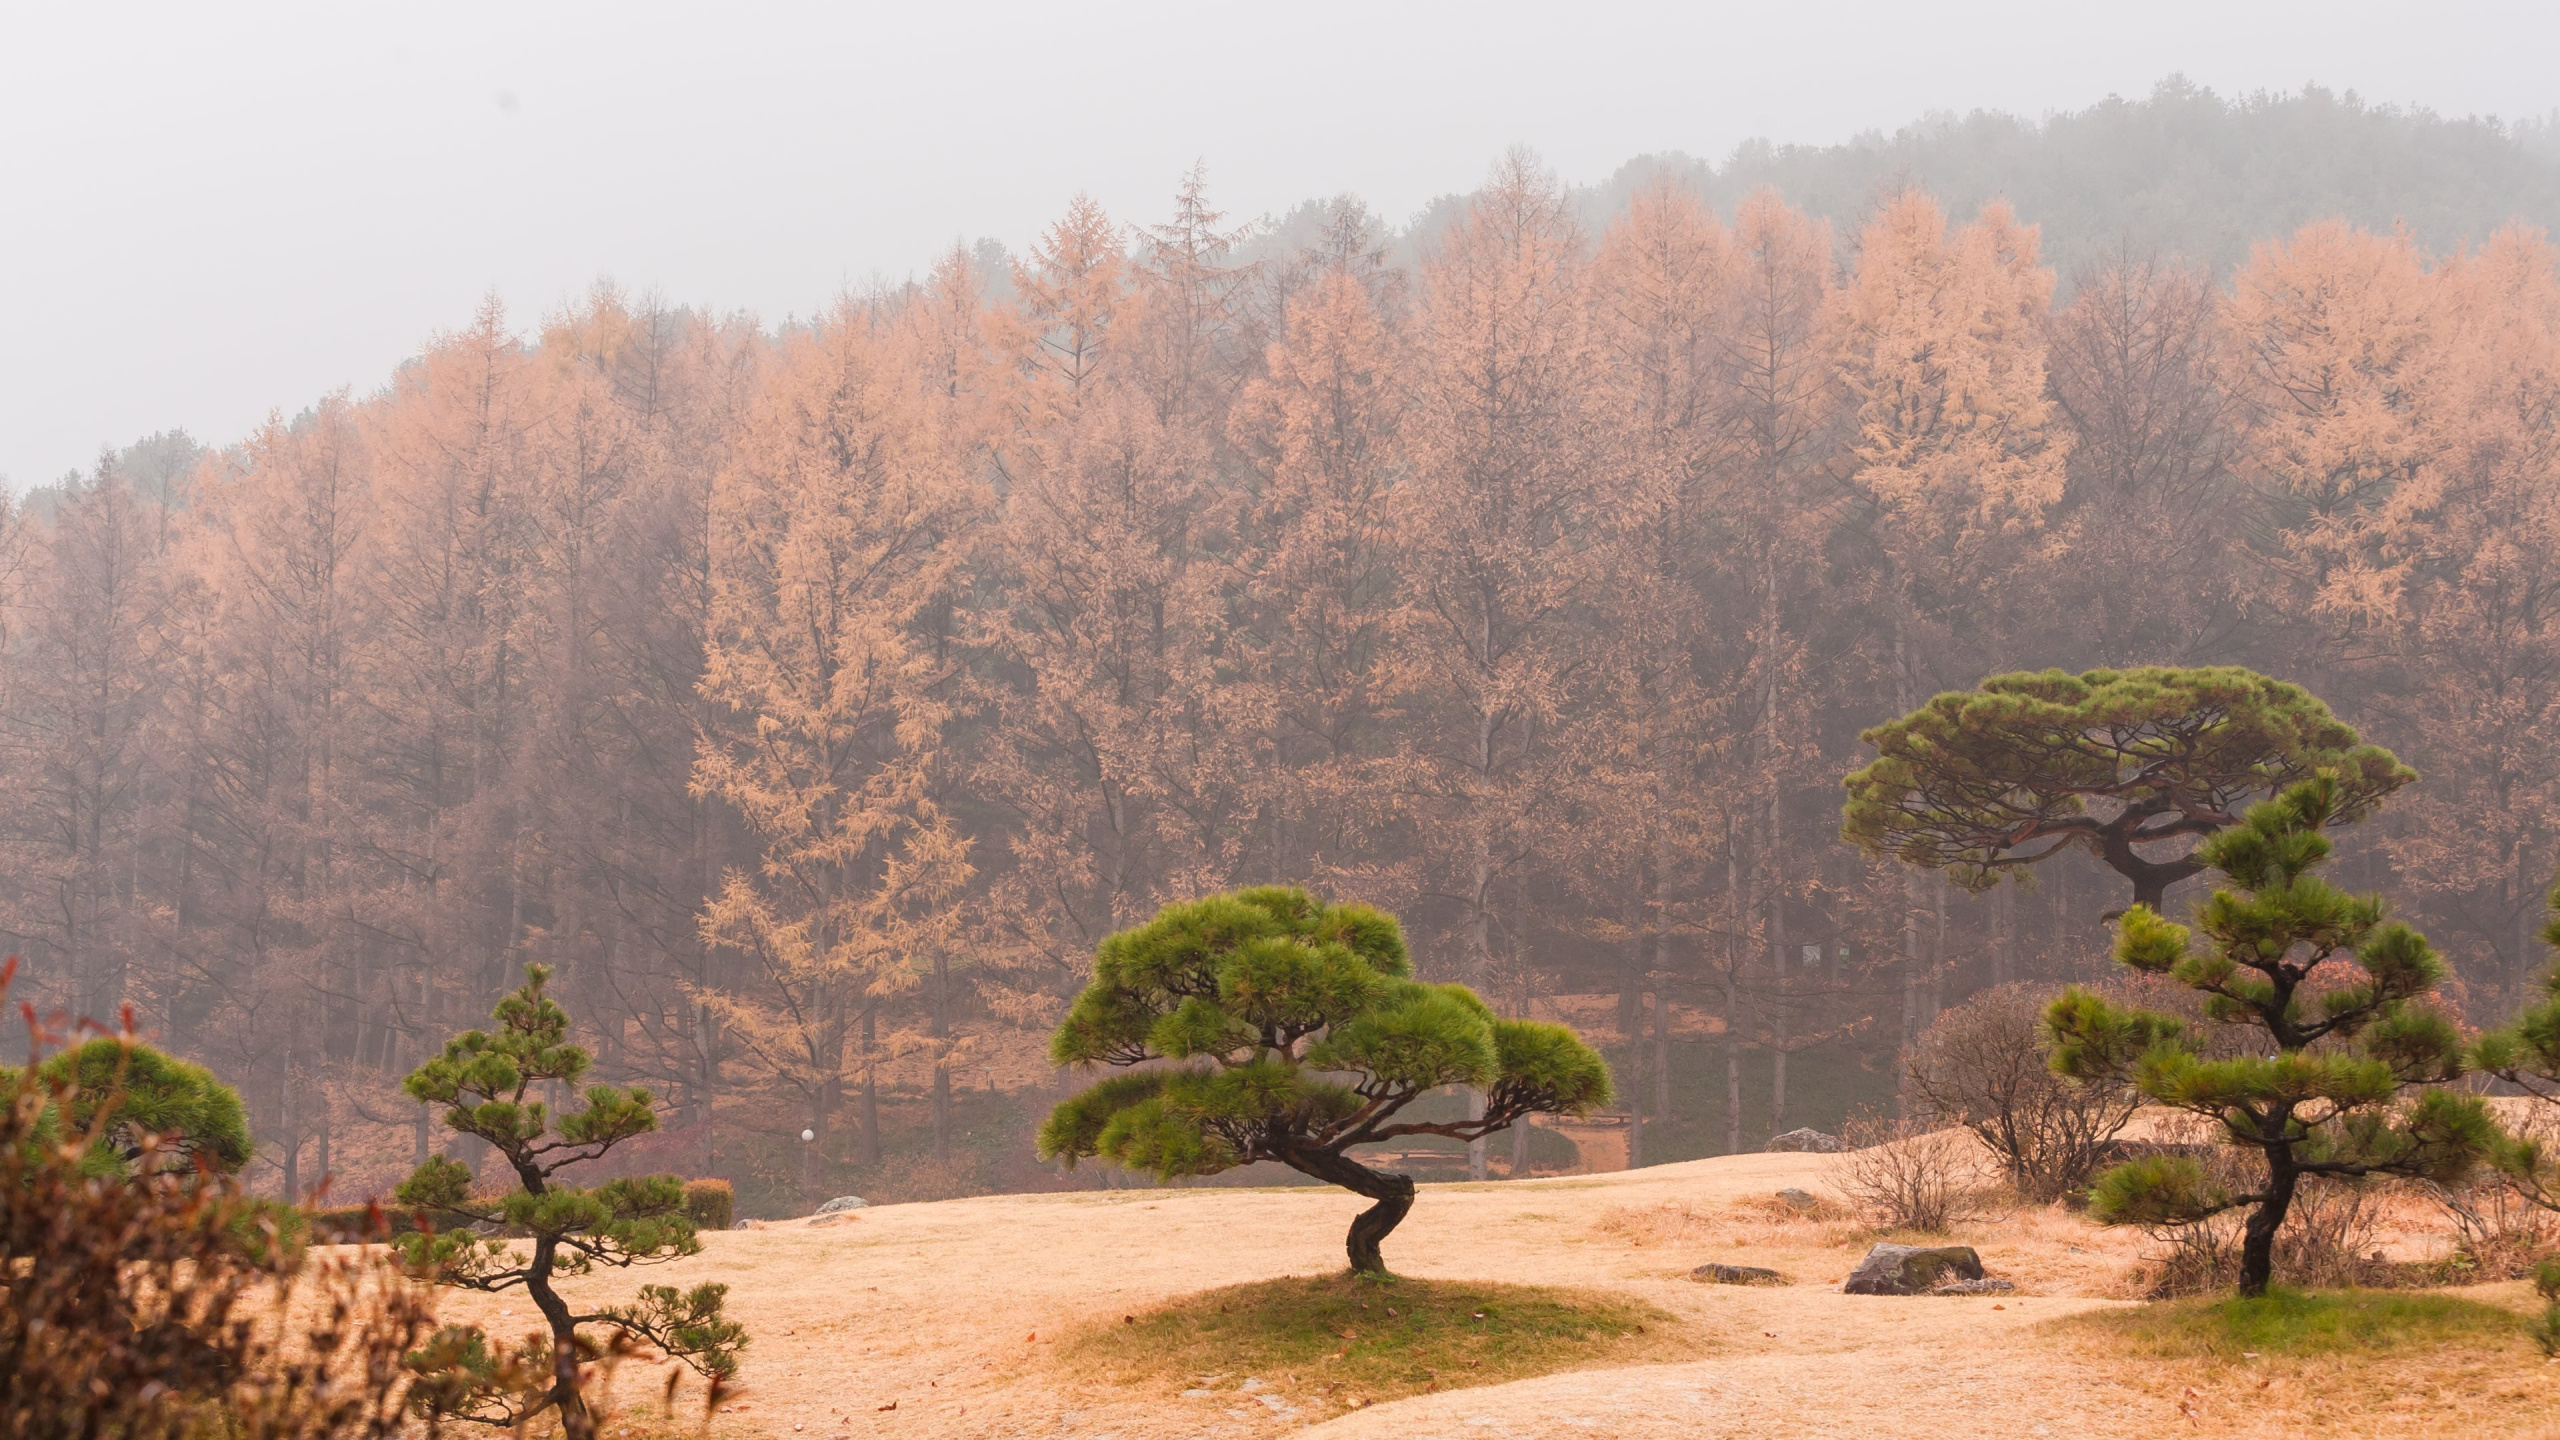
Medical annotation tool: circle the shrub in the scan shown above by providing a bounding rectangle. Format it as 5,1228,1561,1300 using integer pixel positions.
0,959,436,1439
1829,1114,1987,1233
683,1177,735,1231
1,1032,253,1175
1904,982,2141,1202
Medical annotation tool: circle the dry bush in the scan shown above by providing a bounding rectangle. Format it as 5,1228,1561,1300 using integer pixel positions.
1829,1115,1991,1234
1903,982,2142,1203
0,969,436,1439
2423,1172,2560,1282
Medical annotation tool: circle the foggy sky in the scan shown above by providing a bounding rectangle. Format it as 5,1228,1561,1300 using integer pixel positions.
4,0,2554,492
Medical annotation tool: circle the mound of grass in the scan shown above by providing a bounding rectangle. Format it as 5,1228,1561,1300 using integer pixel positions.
1064,1273,1682,1410
2074,1287,2528,1360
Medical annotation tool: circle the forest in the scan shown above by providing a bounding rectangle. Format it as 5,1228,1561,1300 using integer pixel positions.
9,83,2560,1217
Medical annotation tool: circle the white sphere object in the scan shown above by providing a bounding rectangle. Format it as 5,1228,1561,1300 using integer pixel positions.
800,1128,815,1143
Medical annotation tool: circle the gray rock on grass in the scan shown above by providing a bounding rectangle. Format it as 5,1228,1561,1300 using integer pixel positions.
815,1194,870,1214
1775,1187,1819,1211
1691,1263,1787,1286
1764,1128,1847,1153
1842,1243,1987,1295
1929,1277,2016,1296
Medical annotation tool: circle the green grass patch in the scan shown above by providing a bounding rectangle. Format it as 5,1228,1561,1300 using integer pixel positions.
2071,1287,2528,1360
1063,1273,1682,1409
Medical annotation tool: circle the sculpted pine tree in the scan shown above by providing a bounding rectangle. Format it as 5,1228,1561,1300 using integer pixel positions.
396,966,744,1438
1844,666,2413,912
1037,888,1611,1273
2047,776,2492,1297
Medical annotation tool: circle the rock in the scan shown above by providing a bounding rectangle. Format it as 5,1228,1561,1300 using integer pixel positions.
815,1195,870,1214
1764,1128,1847,1154
1929,1277,2016,1296
1775,1187,1819,1211
1691,1263,1787,1286
1842,1243,1987,1296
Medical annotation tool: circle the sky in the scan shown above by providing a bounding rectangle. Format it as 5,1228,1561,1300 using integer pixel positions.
3,0,2555,492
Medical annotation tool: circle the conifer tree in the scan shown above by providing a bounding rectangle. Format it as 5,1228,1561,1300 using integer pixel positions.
1844,665,2412,911
2046,775,2491,1297
1038,887,1610,1274
395,965,744,1439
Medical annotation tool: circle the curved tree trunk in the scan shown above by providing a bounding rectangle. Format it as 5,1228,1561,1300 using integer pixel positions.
2238,1157,2300,1299
1288,1149,1418,1275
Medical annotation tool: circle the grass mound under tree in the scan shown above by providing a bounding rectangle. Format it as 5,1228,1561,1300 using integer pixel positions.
2071,1287,2530,1360
1064,1274,1680,1410
1039,887,1612,1273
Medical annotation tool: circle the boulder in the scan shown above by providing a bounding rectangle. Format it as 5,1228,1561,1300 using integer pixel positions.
1842,1243,1986,1296
815,1195,870,1214
1691,1263,1787,1286
1774,1187,1820,1211
1764,1128,1846,1154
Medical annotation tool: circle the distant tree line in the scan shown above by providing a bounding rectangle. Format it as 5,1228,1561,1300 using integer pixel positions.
6,130,2560,1207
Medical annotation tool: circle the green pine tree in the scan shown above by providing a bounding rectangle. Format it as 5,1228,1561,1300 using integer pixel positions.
3,1035,252,1177
1039,887,1612,1274
1843,666,2411,911
2045,775,2492,1297
394,965,745,1439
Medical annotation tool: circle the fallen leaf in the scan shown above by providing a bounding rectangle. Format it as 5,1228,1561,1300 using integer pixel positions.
876,1401,897,1412
1123,1315,1135,1325
1471,1311,1485,1320
1386,1307,1398,1317
1024,1332,1037,1343
1992,1304,2005,1310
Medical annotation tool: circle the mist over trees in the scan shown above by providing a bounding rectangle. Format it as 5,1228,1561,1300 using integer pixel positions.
8,81,2560,1212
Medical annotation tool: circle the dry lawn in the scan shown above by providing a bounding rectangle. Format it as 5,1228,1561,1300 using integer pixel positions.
419,1144,2560,1440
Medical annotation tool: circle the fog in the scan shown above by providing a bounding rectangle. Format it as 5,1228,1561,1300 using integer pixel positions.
4,0,2554,491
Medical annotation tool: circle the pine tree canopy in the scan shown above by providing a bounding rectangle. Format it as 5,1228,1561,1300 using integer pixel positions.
1039,887,1611,1273
2044,774,2492,1297
2,1036,253,1176
1843,665,2412,910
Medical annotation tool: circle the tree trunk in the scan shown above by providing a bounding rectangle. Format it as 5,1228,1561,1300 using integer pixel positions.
1288,1149,1418,1275
860,1007,882,1165
2239,1155,2301,1299
527,1236,595,1440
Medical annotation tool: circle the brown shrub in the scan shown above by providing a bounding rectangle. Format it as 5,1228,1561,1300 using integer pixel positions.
1904,982,2142,1203
1829,1115,1991,1234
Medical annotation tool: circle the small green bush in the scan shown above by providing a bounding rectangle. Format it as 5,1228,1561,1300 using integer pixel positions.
683,1178,734,1232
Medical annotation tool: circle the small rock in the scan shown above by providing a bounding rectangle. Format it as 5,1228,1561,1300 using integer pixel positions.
1929,1277,2016,1296
1691,1263,1787,1286
1843,1243,1988,1296
1775,1187,1819,1211
1764,1128,1847,1154
815,1195,870,1215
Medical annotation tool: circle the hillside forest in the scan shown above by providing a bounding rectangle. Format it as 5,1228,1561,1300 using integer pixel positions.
10,87,2560,1215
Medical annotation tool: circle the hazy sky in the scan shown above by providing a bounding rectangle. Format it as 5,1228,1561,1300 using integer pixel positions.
4,0,2554,491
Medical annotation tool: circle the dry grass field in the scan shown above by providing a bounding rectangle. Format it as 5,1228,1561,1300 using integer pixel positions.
427,1144,2560,1440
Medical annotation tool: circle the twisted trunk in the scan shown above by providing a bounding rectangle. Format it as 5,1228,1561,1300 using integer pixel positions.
1287,1148,1417,1275
2238,1151,2301,1299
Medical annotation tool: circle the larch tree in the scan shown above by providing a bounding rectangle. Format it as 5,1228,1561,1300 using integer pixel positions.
1227,255,1405,897
1581,177,1737,1163
693,299,983,1199
1835,193,2071,1036
1390,152,1605,1175
2376,225,2560,1002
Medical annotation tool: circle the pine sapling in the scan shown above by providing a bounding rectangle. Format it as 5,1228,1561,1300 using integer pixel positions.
396,965,745,1438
